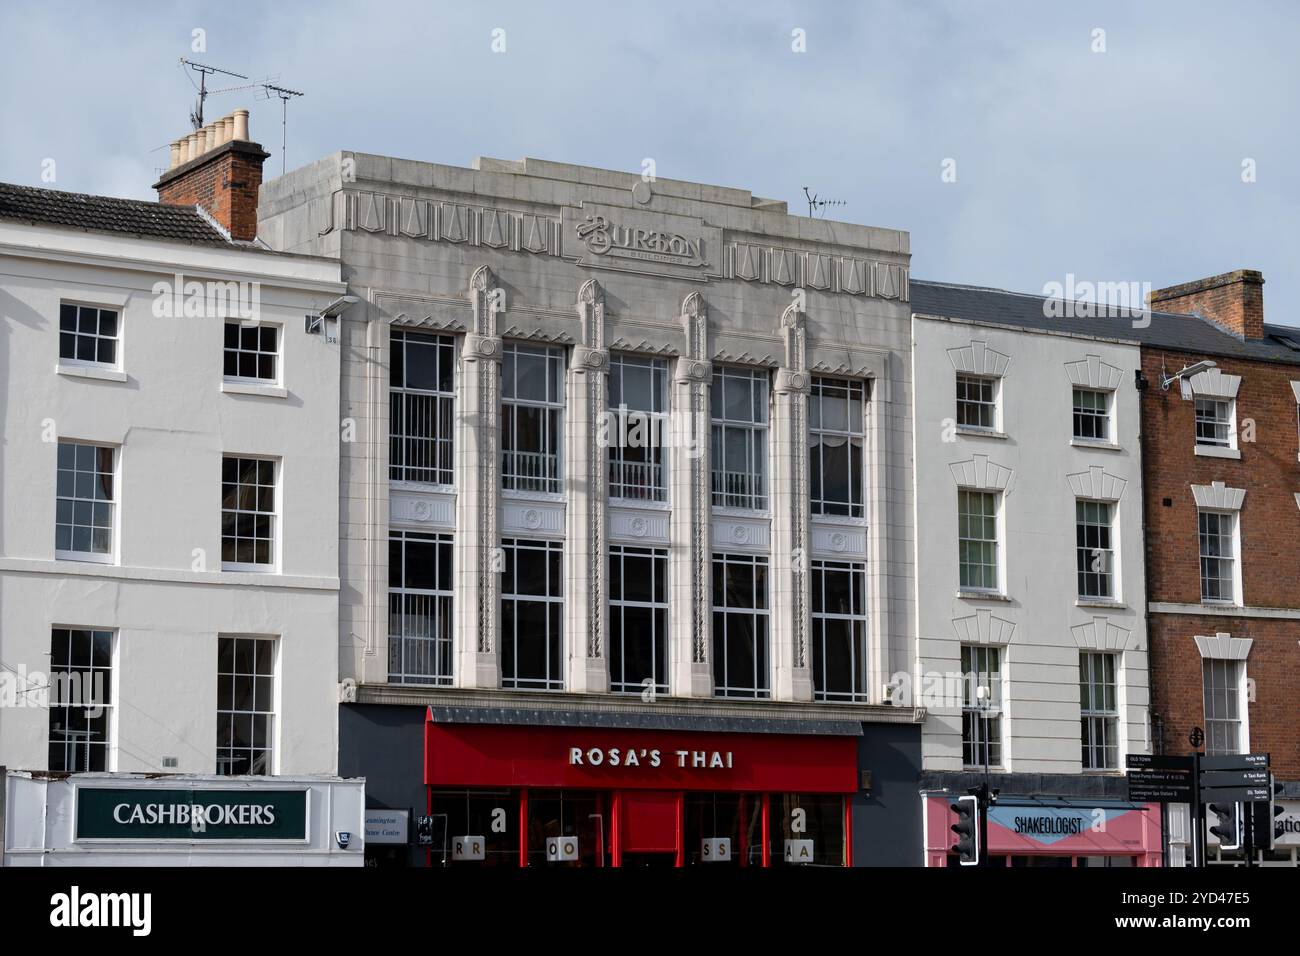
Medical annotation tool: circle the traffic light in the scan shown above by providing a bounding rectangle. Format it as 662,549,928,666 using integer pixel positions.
1272,777,1286,844
950,794,980,866
1208,802,1241,851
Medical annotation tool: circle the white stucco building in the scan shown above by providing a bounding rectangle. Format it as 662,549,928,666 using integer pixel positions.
909,281,1156,864
0,177,348,784
909,278,1164,868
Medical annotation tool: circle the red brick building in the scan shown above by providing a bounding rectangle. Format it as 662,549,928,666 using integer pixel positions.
1138,271,1300,863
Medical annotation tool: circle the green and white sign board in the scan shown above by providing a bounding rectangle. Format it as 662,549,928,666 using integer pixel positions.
75,787,309,842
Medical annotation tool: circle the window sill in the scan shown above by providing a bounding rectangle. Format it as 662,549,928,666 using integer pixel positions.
809,513,869,527
221,563,279,574
56,363,127,383
502,488,566,503
1076,598,1127,609
1070,437,1121,451
956,426,1008,440
711,505,773,520
55,551,116,565
609,497,671,510
956,590,1011,602
390,480,456,494
1194,444,1241,460
221,380,287,399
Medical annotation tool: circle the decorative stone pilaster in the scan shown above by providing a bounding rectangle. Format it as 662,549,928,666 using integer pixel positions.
565,279,610,693
771,303,813,701
670,292,714,698
356,302,390,685
454,265,503,688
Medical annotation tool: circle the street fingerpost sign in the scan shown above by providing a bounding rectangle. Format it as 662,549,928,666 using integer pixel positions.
1125,754,1195,803
1127,769,1194,802
1200,753,1269,771
1200,754,1272,805
1126,754,1195,771
1200,769,1270,789
1201,786,1270,803
1122,752,1272,825
1192,751,1272,869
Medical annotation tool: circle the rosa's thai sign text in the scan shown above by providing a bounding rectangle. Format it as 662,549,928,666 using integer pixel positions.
425,719,858,793
568,747,735,770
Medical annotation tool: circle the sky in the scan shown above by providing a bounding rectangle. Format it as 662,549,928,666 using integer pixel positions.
2,0,1298,325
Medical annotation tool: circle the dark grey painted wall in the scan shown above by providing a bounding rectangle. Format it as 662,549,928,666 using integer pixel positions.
340,703,427,866
851,723,923,866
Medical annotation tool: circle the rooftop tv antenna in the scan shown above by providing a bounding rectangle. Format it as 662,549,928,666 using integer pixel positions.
803,186,847,218
178,58,248,128
259,82,305,175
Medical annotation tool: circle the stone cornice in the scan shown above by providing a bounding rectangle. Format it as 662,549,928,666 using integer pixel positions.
354,683,925,726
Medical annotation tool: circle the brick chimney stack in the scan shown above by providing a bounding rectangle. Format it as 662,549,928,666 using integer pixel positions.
153,108,269,242
1148,269,1265,340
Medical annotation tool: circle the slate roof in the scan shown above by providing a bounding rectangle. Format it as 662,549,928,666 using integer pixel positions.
0,181,232,246
912,279,1300,367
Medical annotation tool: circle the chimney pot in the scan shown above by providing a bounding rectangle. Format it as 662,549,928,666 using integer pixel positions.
155,117,269,243
168,140,182,169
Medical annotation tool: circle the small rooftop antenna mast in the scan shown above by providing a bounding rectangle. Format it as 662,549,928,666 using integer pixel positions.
803,186,847,219
178,58,248,128
259,83,305,175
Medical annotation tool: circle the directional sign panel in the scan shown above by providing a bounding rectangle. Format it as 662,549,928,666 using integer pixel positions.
1200,753,1269,772
1201,769,1270,788
1127,768,1194,803
1126,754,1196,771
1200,786,1269,803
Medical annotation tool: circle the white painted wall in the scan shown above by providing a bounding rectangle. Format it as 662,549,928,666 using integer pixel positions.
0,222,346,775
911,315,1150,773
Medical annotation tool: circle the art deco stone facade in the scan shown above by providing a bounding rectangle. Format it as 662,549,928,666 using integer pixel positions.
258,154,917,709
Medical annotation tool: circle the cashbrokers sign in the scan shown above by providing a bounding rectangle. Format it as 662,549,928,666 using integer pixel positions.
75,787,309,842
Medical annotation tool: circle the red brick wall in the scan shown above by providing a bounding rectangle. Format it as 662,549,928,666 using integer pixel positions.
155,141,268,242
1141,349,1300,607
1149,271,1265,341
1148,614,1300,778
1141,346,1300,778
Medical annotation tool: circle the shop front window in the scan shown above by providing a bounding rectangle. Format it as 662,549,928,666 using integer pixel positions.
527,791,607,867
425,789,519,866
768,793,846,866
682,793,752,866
